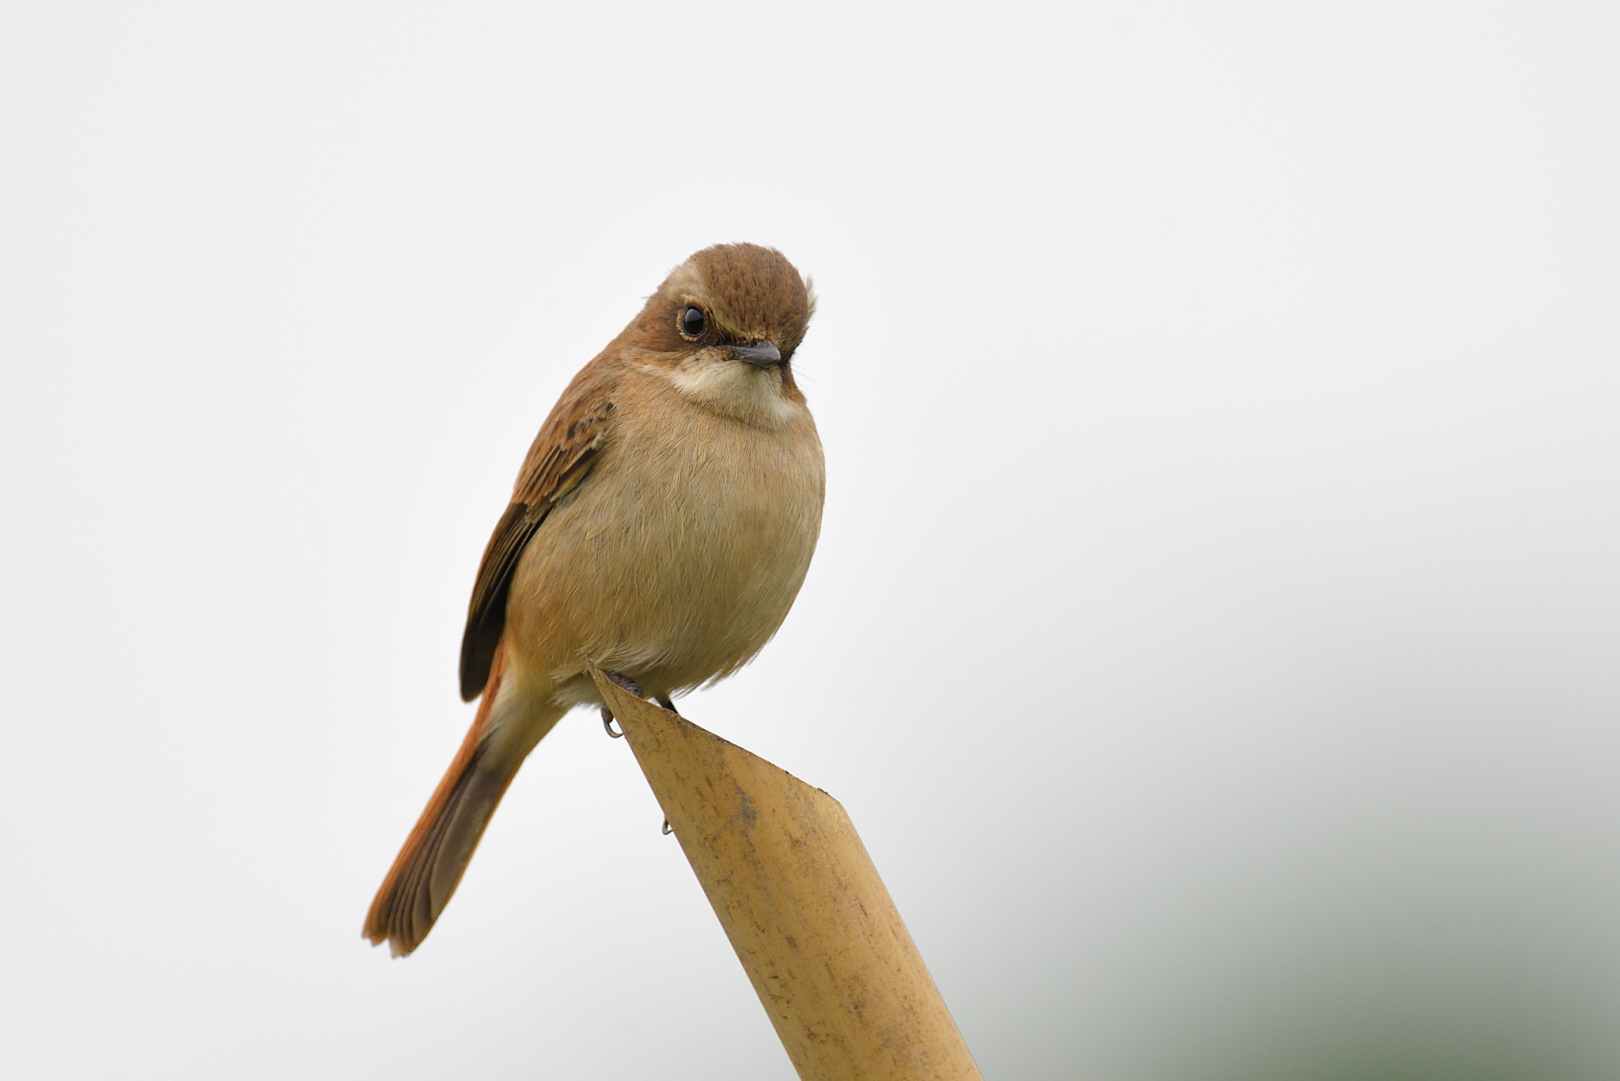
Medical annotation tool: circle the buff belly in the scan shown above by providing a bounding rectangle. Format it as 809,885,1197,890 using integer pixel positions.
503,375,824,708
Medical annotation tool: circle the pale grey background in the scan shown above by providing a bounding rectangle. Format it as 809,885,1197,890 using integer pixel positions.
4,2,1618,1078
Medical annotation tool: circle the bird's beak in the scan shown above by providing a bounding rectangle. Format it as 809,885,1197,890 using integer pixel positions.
729,341,783,368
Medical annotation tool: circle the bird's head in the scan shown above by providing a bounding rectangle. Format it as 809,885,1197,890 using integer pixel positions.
623,243,816,426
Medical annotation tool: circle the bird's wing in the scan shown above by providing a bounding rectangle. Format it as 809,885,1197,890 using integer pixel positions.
458,366,618,701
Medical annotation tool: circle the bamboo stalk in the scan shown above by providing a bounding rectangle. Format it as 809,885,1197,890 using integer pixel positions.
591,668,982,1081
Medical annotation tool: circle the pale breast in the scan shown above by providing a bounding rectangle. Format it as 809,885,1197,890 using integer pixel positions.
505,369,825,704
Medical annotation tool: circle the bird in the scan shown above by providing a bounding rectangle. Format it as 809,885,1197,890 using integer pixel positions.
363,243,825,956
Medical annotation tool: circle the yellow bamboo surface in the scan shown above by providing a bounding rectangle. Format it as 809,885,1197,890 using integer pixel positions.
590,668,983,1081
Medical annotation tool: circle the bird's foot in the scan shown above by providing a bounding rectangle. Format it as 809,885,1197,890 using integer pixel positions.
605,671,644,696
600,678,674,831
600,671,645,738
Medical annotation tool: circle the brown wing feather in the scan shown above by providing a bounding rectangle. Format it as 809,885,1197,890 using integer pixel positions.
458,365,618,700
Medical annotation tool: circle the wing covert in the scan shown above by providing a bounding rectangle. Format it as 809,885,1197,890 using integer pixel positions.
457,387,615,701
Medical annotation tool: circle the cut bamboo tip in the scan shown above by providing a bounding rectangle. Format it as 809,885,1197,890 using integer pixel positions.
590,668,982,1081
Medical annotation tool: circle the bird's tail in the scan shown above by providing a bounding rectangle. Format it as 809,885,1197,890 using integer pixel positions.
363,648,561,956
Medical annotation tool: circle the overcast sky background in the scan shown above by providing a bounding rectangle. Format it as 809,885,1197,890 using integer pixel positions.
4,2,1618,1078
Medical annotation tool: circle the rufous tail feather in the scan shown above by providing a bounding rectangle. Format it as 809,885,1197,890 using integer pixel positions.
363,646,556,956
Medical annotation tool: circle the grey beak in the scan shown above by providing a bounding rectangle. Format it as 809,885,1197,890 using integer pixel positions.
730,341,783,368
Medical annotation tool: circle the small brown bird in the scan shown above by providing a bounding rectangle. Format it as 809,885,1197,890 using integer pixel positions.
363,244,824,956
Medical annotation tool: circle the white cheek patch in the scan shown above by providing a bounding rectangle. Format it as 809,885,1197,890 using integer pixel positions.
667,357,802,427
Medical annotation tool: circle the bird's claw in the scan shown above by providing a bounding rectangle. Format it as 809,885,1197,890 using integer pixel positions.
605,671,644,696
600,671,644,738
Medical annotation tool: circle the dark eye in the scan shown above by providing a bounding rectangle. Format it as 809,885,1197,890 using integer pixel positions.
679,305,707,339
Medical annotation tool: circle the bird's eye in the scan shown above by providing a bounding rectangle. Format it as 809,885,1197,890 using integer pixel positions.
679,305,707,339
